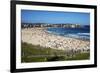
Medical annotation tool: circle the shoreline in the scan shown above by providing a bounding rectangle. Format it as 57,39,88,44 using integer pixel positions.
46,27,90,41
22,27,90,52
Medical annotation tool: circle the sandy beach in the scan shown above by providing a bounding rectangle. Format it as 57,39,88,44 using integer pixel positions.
22,28,90,52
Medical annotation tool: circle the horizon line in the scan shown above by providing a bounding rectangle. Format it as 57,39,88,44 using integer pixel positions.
21,22,90,25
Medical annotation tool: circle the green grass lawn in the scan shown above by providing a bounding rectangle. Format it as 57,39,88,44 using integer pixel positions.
21,42,90,63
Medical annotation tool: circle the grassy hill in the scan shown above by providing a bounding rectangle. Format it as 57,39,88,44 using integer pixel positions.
21,42,90,63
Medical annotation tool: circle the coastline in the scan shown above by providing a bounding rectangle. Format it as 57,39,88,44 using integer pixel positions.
22,27,90,52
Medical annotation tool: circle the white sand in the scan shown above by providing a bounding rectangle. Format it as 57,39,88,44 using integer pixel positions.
22,28,90,52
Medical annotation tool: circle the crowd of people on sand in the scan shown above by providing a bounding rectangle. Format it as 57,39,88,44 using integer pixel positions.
22,28,90,55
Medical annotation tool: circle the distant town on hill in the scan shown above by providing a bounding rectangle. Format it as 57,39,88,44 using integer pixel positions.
21,23,90,28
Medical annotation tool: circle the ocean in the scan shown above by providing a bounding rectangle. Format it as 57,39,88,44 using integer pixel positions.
47,27,90,40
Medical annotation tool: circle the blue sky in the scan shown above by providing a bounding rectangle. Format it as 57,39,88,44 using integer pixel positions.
21,10,90,25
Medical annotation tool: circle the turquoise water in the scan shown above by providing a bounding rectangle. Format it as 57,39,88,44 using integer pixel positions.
47,27,90,40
